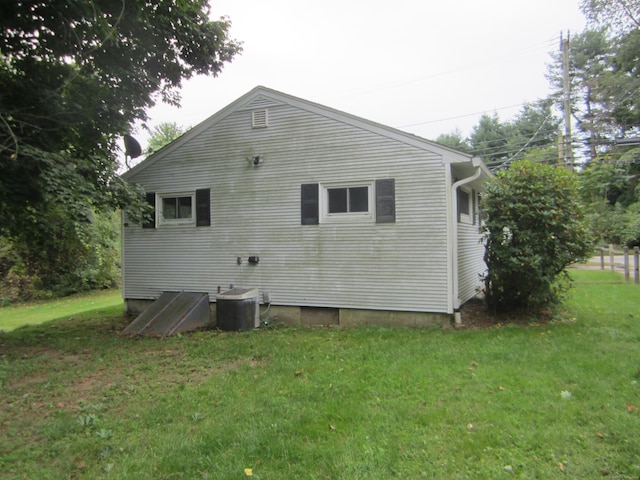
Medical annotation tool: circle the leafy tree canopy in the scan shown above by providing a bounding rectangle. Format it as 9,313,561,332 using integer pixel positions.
145,122,189,156
545,16,640,160
435,129,472,152
448,100,561,168
469,113,514,165
0,0,241,236
581,0,640,34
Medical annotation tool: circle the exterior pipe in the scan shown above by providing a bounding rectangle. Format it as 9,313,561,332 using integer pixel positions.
450,157,483,324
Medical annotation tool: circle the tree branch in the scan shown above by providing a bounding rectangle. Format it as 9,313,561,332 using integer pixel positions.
0,112,19,159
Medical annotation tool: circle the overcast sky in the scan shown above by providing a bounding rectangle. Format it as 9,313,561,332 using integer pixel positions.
141,0,587,146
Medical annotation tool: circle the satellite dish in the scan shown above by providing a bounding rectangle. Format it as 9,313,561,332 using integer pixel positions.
124,134,142,159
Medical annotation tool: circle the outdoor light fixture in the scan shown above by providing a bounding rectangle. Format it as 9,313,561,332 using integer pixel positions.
248,155,263,167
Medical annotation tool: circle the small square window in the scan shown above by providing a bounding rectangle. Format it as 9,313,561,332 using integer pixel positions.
327,186,369,214
321,182,373,222
159,194,195,225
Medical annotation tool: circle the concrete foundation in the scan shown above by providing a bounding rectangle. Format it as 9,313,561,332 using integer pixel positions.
239,303,450,328
125,299,453,329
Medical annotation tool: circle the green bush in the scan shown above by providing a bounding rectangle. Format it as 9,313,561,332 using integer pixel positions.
0,209,121,303
623,201,640,246
583,201,628,246
577,159,640,247
481,160,592,313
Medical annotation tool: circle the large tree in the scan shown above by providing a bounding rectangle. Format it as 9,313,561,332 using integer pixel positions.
547,29,614,161
465,101,560,168
435,129,472,152
469,113,515,166
1,1,240,227
581,0,640,34
0,0,240,294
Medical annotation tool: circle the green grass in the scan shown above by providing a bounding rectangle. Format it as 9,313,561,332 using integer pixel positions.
0,289,122,331
0,272,639,479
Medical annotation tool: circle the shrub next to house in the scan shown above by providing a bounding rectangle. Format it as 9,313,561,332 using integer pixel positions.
481,160,592,313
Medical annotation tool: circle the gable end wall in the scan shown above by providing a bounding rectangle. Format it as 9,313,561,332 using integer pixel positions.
123,101,454,313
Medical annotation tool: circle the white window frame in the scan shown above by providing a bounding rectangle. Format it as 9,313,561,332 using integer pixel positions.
320,181,374,223
158,192,196,226
457,187,478,225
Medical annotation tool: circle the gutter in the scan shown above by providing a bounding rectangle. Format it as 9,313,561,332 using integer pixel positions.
450,157,484,324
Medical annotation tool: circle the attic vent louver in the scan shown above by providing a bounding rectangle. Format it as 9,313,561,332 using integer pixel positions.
252,109,269,128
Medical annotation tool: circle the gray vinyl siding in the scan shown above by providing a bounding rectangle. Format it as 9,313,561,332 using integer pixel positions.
123,98,452,313
457,222,486,304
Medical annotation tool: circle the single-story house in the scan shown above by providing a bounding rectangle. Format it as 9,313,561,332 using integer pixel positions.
121,86,492,329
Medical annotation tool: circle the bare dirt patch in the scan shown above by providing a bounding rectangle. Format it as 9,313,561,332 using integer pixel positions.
458,298,555,329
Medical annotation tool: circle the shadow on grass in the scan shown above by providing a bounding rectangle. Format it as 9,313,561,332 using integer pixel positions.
0,305,132,351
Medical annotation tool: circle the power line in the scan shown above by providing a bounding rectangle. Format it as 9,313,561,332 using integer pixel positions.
397,103,526,129
326,37,558,102
495,112,556,169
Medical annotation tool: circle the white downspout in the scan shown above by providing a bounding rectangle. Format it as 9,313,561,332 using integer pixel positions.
450,157,483,324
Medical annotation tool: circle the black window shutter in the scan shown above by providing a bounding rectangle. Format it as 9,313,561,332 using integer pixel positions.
196,188,211,227
142,192,156,229
301,183,319,225
375,178,395,223
472,189,477,225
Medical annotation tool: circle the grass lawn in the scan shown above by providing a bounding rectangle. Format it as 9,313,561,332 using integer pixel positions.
0,289,123,331
0,271,638,479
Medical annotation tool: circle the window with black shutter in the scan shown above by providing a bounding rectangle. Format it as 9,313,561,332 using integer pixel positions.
301,179,396,224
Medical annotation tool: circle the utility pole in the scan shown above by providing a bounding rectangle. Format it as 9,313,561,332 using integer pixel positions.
561,31,574,172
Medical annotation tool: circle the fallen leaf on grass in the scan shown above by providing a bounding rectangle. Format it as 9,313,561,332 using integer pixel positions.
558,461,565,472
74,457,87,470
626,404,637,412
329,424,336,431
466,423,474,431
244,467,253,476
498,386,505,391
294,369,304,377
